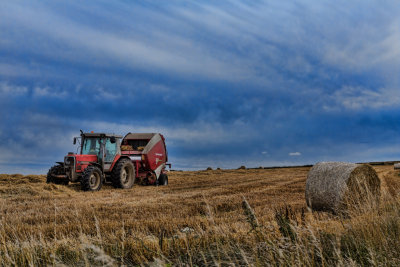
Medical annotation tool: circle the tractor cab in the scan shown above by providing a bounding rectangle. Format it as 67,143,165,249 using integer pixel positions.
76,132,122,167
64,132,122,181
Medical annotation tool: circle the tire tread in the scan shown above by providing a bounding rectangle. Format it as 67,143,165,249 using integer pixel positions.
47,165,69,185
111,159,135,189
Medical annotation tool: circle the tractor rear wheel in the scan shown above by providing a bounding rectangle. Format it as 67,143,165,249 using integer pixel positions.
158,173,168,186
47,165,69,185
111,159,135,189
81,166,103,191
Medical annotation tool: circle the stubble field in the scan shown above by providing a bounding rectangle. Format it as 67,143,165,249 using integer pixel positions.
0,165,399,266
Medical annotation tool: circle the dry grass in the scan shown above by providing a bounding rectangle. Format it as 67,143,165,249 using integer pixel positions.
0,165,399,266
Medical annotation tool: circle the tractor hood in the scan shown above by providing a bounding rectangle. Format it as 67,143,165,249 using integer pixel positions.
74,154,98,163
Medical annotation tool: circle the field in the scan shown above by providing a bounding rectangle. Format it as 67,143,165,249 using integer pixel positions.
0,165,400,266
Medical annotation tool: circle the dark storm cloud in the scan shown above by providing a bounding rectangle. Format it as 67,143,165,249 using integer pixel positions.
0,1,399,173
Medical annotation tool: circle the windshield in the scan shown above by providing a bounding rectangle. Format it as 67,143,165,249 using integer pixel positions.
82,137,101,155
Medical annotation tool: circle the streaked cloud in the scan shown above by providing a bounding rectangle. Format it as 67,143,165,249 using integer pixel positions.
330,86,400,110
33,86,68,98
0,1,399,173
0,82,28,95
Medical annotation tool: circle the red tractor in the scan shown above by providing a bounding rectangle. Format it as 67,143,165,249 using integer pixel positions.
47,131,170,191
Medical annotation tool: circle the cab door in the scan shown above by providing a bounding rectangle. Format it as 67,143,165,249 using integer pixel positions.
104,138,118,171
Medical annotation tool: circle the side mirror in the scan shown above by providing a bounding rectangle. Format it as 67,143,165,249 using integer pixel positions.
73,137,77,145
110,136,116,144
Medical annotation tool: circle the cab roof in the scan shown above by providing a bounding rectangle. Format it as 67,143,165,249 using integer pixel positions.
82,132,123,138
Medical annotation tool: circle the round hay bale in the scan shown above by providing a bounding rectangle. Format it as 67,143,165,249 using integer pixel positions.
394,163,400,170
305,162,380,213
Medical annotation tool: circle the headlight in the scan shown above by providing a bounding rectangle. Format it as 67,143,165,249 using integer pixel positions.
64,157,74,166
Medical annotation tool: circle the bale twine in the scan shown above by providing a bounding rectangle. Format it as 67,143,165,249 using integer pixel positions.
305,162,380,213
394,163,400,170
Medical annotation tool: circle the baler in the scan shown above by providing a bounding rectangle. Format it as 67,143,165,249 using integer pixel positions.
121,132,170,186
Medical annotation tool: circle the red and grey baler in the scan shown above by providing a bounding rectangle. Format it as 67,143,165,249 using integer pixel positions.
121,133,170,185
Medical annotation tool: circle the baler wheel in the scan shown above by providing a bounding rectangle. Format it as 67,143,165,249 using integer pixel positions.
158,174,168,186
46,165,69,185
111,159,135,189
81,166,103,191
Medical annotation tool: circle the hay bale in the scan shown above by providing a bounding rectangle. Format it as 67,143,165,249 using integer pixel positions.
305,162,380,213
121,145,133,151
394,163,400,170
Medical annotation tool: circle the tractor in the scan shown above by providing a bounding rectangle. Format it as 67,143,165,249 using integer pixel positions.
47,131,170,191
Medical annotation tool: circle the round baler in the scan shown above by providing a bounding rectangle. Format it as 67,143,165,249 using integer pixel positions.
121,132,169,186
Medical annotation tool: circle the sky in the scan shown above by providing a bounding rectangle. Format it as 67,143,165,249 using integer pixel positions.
0,0,399,174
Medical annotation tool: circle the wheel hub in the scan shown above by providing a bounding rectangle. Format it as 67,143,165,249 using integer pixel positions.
121,168,128,184
90,173,99,188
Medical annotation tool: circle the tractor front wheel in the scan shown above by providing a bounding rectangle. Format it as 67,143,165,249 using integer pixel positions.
81,166,103,191
111,159,135,189
47,165,69,185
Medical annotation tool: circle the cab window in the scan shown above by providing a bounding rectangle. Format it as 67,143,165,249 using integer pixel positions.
82,138,100,155
105,138,117,162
